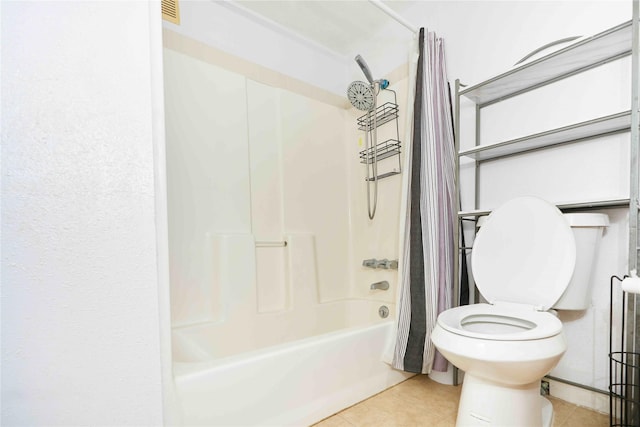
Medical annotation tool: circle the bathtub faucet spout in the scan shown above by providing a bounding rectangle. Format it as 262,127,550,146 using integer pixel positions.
370,281,390,291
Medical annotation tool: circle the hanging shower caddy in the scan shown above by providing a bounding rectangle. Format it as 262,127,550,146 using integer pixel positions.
357,90,402,181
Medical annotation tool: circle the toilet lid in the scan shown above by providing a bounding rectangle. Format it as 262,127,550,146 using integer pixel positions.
471,197,576,311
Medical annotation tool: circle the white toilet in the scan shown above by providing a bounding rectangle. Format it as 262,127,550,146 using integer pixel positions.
431,196,608,427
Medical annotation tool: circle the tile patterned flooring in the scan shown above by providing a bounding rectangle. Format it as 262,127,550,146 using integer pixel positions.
313,375,609,426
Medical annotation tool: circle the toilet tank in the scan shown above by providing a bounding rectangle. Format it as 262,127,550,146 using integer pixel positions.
552,213,609,310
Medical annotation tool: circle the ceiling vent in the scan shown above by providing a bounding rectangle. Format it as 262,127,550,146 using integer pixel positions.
162,0,180,25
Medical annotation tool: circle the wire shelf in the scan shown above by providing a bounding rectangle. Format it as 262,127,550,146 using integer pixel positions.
354,89,402,185
365,170,401,182
359,139,402,164
357,102,399,131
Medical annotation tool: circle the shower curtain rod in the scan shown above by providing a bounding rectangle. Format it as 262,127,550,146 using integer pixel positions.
367,0,419,35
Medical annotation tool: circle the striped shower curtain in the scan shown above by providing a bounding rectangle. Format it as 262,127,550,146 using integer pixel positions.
392,28,455,374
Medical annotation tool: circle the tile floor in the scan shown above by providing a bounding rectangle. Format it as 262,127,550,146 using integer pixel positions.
313,375,609,426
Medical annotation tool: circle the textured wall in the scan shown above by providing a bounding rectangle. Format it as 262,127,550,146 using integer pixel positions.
1,1,165,424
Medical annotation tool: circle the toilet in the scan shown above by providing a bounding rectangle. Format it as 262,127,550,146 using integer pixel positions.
430,196,608,427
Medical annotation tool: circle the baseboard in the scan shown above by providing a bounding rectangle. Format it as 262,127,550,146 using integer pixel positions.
547,378,609,414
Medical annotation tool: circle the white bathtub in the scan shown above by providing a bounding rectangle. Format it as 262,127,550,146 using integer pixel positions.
172,298,394,361
172,306,412,426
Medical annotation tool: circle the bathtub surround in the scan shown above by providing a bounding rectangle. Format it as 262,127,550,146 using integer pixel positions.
163,8,409,322
164,46,354,324
393,29,455,374
163,14,411,422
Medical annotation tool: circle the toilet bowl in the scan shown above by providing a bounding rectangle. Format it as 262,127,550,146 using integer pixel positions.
431,196,577,427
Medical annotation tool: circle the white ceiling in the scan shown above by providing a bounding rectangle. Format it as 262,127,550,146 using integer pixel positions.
233,1,418,58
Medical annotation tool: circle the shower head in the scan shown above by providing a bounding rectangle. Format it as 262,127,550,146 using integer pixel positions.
348,55,391,111
354,54,390,90
355,54,374,84
347,80,375,111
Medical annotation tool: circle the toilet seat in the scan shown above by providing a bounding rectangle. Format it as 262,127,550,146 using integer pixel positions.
435,197,574,342
437,303,563,341
472,196,576,311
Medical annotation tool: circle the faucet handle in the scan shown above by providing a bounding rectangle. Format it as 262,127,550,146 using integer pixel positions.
362,259,376,268
376,258,389,268
376,259,399,269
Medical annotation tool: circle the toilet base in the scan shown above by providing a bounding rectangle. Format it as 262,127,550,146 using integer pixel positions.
456,374,553,426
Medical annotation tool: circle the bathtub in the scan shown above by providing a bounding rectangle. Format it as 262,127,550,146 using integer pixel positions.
172,300,412,426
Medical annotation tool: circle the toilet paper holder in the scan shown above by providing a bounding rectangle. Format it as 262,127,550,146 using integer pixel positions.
621,270,640,294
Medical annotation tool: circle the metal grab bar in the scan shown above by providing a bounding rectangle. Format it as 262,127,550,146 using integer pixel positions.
255,240,287,247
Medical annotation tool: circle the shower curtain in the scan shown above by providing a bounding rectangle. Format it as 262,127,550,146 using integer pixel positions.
392,28,455,374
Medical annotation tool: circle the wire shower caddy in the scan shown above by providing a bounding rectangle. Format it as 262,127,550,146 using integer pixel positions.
356,90,402,182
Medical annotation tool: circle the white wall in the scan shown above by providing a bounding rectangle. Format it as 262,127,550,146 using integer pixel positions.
400,1,631,86
163,0,348,97
1,1,167,424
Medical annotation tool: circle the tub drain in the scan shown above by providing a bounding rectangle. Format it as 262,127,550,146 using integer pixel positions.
378,305,389,318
